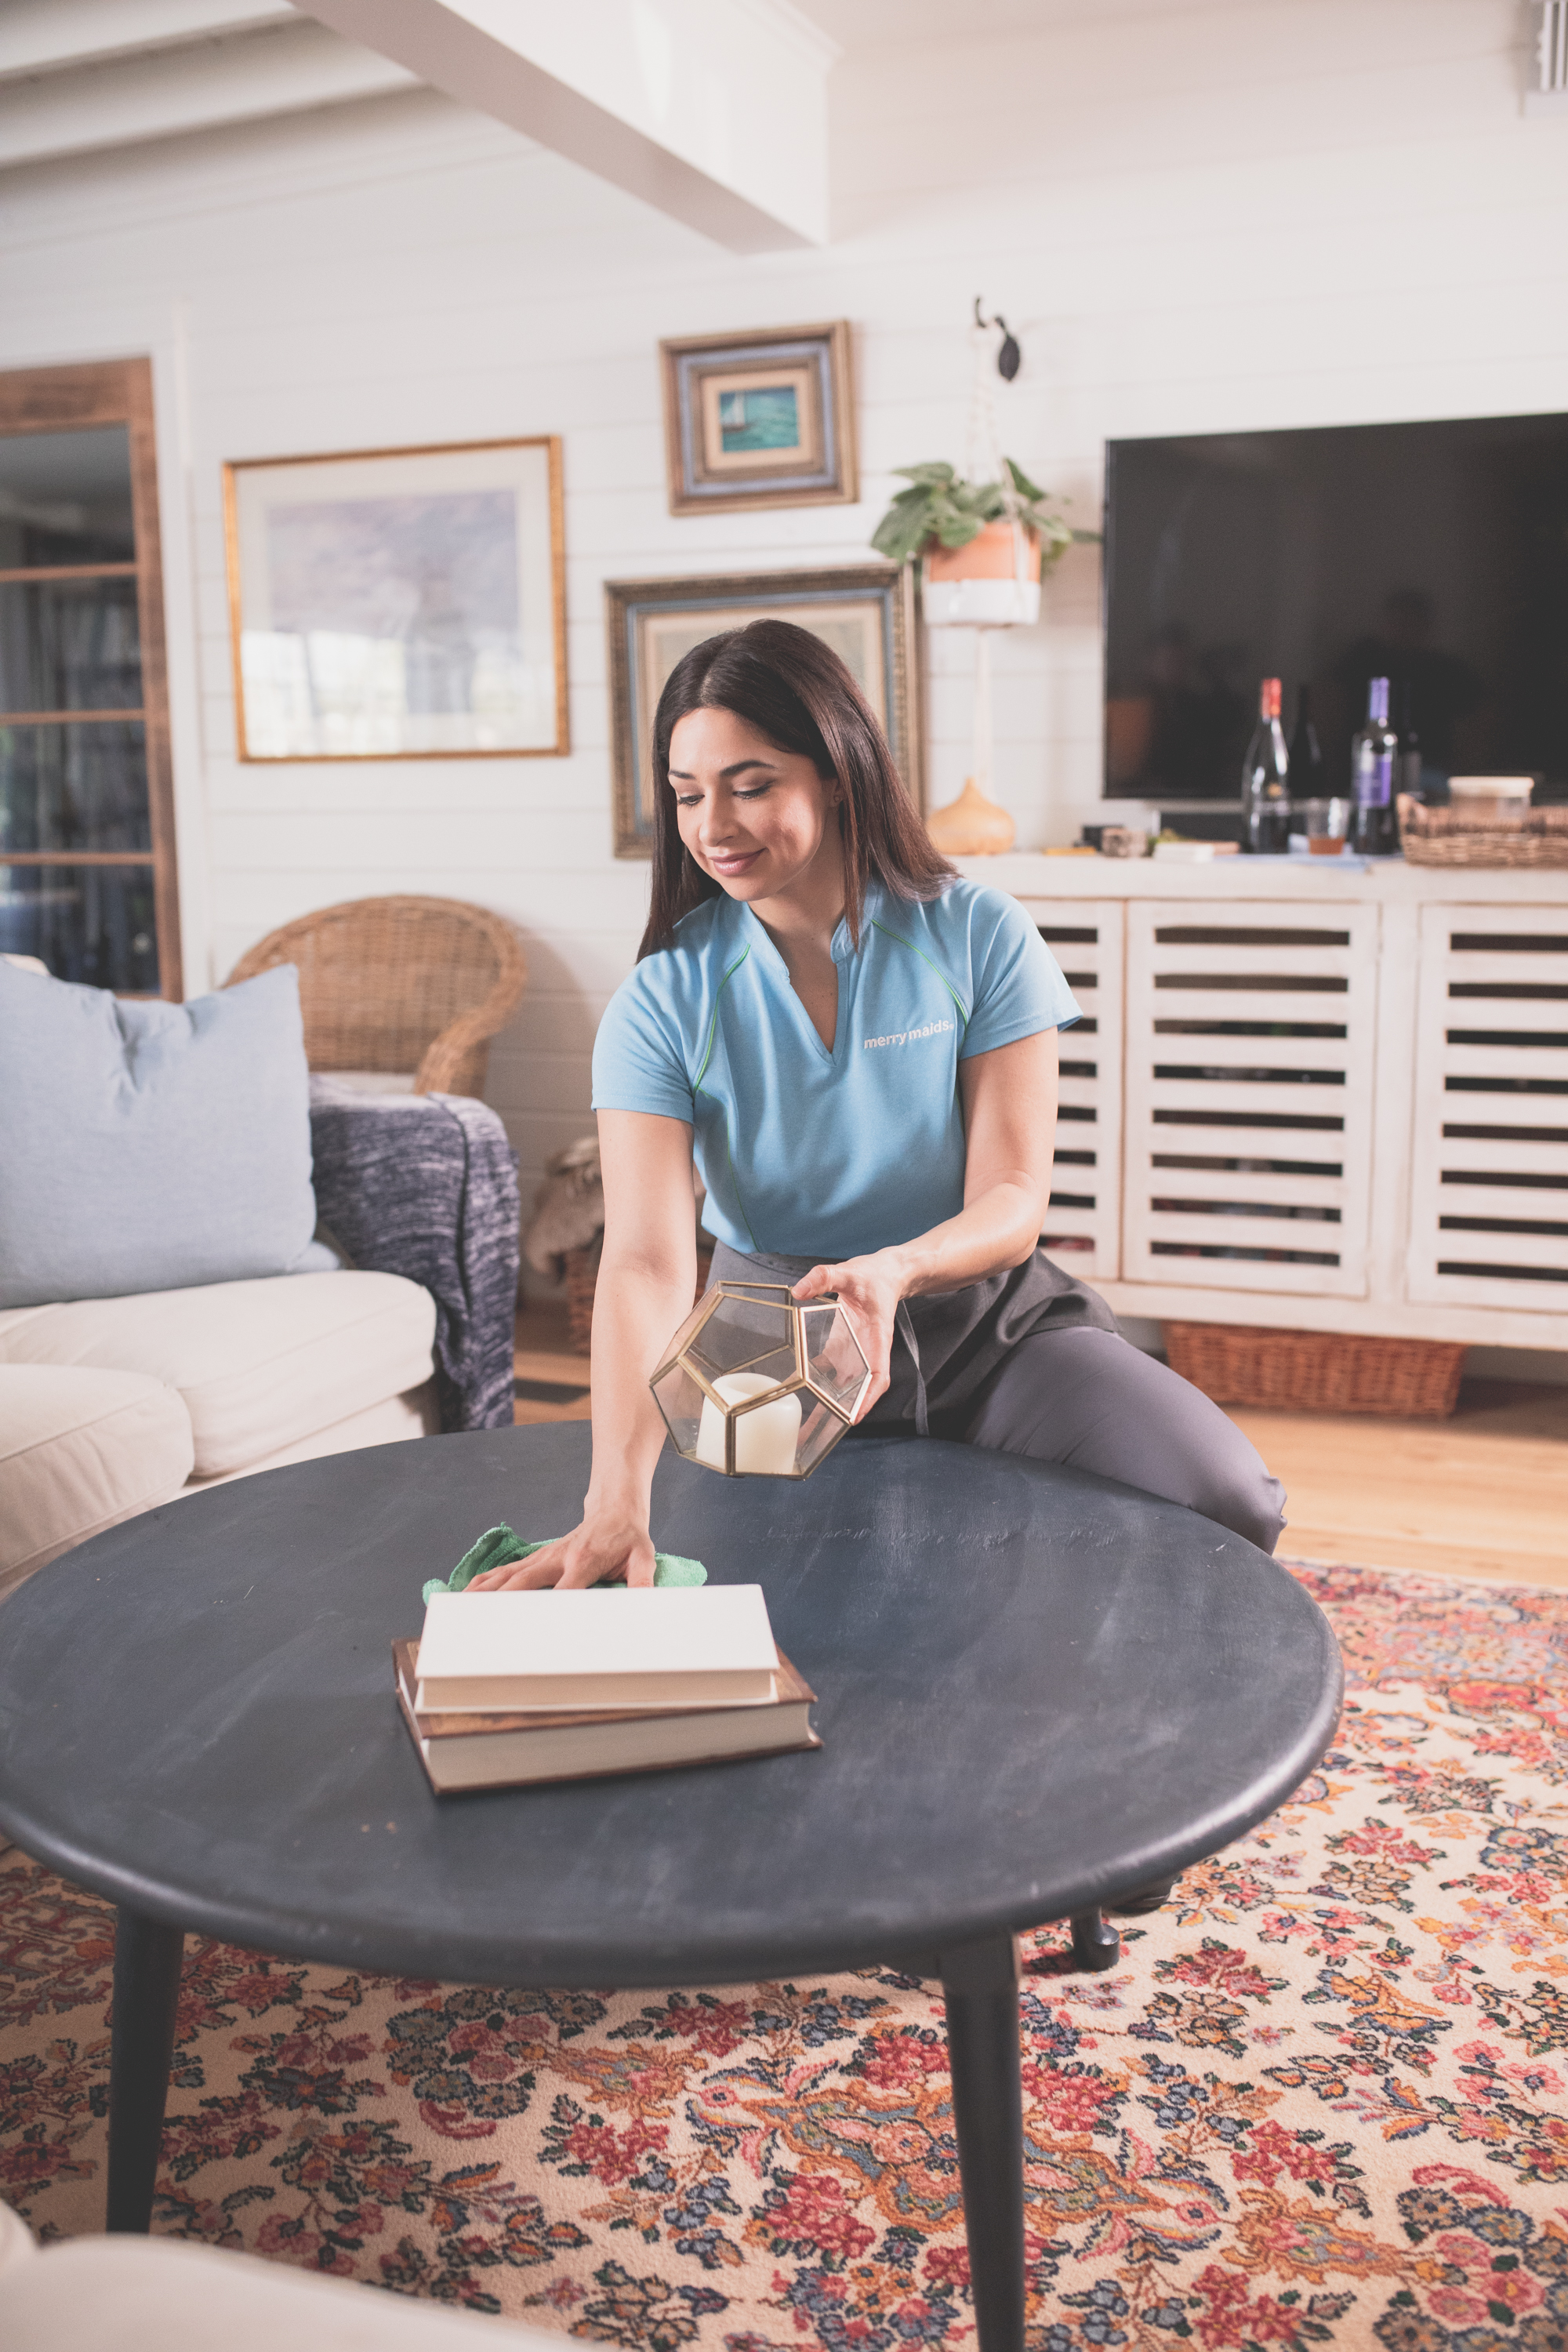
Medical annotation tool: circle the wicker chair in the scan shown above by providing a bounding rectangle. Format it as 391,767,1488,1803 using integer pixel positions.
225,895,528,1098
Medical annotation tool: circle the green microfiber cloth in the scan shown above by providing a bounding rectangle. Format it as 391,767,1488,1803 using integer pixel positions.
423,1523,707,1607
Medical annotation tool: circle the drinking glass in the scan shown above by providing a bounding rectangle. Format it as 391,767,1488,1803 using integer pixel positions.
1303,797,1350,855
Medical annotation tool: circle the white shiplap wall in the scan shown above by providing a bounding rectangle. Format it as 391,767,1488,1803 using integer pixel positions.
1,0,1563,1252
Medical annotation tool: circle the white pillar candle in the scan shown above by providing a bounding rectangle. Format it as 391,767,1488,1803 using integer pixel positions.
694,1373,802,1475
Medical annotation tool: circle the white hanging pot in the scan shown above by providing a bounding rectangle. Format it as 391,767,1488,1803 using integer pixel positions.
922,519,1041,626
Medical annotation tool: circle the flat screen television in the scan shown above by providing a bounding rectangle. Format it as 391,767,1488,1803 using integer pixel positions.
1103,410,1568,808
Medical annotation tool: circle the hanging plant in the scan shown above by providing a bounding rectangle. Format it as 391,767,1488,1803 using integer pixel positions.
870,459,1095,583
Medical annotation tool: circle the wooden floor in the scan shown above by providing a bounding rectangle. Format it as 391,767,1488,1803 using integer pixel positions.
514,1305,1567,1591
513,1300,593,1424
1231,1381,1568,1589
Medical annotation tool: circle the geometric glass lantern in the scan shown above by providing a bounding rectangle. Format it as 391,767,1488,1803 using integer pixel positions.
649,1280,872,1478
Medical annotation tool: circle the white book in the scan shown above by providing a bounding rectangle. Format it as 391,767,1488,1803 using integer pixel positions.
415,1584,779,1712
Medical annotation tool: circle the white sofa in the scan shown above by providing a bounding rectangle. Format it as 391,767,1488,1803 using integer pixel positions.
0,949,526,1597
0,1272,438,1596
0,2197,567,2351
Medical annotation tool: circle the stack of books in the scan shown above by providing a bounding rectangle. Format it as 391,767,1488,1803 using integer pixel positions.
394,1584,818,1794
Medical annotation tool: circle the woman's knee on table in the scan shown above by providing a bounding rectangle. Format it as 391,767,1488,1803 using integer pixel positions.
964,1328,1287,1555
1107,1350,1287,1555
1184,1422,1287,1556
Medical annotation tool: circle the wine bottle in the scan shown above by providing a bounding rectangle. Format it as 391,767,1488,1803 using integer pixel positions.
1288,684,1324,800
1391,680,1422,804
1241,677,1290,853
1351,676,1399,856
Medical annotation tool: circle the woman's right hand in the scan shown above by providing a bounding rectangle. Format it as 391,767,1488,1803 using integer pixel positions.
463,1506,657,1592
792,1246,909,1421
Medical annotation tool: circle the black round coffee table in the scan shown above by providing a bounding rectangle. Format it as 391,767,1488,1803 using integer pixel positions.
0,1425,1340,2352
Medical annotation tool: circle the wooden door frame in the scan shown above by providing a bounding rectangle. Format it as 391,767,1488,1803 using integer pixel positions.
0,357,182,1000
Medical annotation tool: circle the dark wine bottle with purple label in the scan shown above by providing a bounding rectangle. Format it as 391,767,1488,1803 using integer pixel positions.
1351,676,1399,856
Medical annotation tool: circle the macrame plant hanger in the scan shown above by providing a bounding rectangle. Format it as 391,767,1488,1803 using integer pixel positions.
960,308,1029,804
924,306,1039,855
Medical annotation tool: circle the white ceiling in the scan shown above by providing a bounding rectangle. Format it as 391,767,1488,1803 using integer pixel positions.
791,0,1229,46
0,4,414,173
0,0,1254,208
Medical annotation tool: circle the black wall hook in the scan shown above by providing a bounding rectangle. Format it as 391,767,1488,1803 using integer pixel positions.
975,299,1021,382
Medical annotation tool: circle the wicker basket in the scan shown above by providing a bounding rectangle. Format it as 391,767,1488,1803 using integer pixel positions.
1163,1322,1467,1418
563,1241,601,1355
562,1240,713,1356
1398,798,1568,870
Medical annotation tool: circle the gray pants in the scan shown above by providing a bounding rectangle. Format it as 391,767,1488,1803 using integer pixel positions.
957,1326,1287,1555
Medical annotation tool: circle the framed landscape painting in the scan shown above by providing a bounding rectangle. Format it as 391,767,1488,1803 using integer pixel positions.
659,323,856,515
223,437,568,760
605,563,920,857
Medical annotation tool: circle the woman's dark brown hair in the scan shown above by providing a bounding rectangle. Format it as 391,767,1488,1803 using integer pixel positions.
637,617,953,960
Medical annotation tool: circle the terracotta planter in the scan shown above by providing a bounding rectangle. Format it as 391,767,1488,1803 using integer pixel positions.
923,521,1041,625
925,521,1040,582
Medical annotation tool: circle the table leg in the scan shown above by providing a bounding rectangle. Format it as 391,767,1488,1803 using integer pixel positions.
107,1905,183,2233
1069,1908,1120,1972
940,1933,1024,2352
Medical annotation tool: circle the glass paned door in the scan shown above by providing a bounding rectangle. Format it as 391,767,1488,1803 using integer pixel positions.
0,862,159,992
0,577,143,711
0,426,137,566
0,369,179,996
0,722,152,853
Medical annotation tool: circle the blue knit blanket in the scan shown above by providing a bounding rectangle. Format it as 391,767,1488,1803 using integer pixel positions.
308,1083,520,1433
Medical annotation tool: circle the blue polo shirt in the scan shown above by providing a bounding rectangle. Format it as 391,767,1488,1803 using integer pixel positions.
590,878,1079,1260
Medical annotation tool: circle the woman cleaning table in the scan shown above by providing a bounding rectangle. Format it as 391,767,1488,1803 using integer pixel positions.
472,619,1285,1601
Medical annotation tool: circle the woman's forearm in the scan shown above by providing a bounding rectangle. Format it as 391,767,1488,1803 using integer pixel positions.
584,1249,697,1519
884,1029,1058,1297
885,1171,1048,1298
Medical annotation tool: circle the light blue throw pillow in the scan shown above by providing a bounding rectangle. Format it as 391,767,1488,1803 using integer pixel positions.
0,961,320,1308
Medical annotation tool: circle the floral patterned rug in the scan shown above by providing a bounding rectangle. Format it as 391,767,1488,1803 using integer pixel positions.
3,1560,1567,2352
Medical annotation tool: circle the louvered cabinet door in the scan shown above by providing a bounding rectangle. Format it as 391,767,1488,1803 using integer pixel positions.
1024,902,1124,1283
1407,907,1568,1313
1122,901,1379,1297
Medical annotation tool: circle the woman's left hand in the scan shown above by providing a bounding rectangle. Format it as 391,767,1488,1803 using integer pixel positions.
792,1249,908,1420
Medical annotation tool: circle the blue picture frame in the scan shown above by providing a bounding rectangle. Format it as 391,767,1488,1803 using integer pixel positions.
659,323,857,516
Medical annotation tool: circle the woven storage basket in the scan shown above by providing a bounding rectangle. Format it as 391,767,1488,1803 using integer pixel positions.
562,1241,713,1356
563,1240,601,1355
1398,798,1568,870
1164,1323,1467,1418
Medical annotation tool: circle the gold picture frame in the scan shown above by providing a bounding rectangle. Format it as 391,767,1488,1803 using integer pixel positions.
659,323,858,516
605,562,921,858
222,436,568,761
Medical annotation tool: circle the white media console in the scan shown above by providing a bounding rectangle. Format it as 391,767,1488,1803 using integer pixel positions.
953,854,1568,1353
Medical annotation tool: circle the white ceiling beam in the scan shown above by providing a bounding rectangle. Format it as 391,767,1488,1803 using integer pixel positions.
295,0,837,251
0,0,295,86
0,16,416,172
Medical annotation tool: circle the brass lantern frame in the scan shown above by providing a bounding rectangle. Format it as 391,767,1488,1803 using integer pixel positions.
648,1280,873,1478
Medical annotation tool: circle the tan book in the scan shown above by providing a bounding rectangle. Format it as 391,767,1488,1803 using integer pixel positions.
414,1585,779,1712
393,1639,820,1795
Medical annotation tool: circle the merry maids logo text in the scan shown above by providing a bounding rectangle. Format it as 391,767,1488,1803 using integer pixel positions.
862,1019,955,1050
